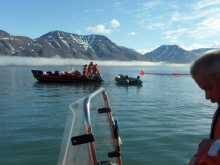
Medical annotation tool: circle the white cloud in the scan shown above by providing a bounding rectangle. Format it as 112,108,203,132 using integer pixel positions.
191,0,220,10
171,7,220,21
164,28,187,35
136,49,149,54
142,22,166,30
170,40,179,43
188,14,220,39
77,30,81,34
164,28,187,41
110,19,120,28
85,25,112,34
165,35,178,40
114,2,121,8
135,0,220,37
212,41,220,48
165,36,170,39
181,43,206,51
141,0,161,10
169,3,179,9
171,11,180,21
129,32,137,35
97,10,103,12
114,2,124,12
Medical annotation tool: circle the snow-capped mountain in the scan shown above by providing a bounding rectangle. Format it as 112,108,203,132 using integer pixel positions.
190,48,218,56
0,30,155,62
144,45,198,64
2,29,217,64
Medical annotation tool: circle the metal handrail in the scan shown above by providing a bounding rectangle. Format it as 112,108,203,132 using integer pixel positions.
83,87,122,165
83,88,105,165
83,88,105,131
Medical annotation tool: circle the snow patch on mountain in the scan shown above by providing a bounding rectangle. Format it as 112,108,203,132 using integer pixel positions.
190,48,218,55
157,45,168,58
61,39,70,49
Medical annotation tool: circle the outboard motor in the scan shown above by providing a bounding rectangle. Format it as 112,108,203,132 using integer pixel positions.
137,76,140,79
95,73,104,82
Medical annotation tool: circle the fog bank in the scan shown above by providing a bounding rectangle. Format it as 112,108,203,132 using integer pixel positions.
0,56,190,67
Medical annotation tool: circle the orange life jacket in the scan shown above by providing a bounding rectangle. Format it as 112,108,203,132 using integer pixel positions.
73,70,81,77
82,65,87,71
91,65,99,76
189,107,220,165
82,69,88,77
92,65,99,72
88,62,94,75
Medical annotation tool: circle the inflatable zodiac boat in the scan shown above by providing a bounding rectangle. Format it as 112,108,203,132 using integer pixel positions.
31,70,104,83
115,74,143,84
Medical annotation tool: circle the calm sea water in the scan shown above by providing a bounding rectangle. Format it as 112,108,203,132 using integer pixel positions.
0,66,217,165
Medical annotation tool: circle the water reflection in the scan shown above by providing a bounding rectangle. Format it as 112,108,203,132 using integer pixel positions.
32,81,102,97
114,82,143,94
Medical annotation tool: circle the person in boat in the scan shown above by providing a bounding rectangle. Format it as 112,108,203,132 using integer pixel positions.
72,69,81,77
91,64,99,77
82,64,87,70
189,49,220,165
82,64,88,77
87,62,94,77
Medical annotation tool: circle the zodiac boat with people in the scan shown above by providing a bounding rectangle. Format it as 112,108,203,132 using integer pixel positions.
57,88,122,165
31,70,104,83
115,74,143,84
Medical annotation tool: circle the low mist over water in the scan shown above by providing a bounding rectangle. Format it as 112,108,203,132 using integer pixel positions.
0,55,190,67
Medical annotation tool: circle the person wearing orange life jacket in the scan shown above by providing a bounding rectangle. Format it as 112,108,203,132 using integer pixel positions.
87,62,94,77
91,64,99,77
82,64,87,71
189,49,220,165
72,69,81,77
82,64,88,77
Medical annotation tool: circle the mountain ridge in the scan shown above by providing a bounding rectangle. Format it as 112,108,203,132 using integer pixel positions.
144,45,199,64
0,29,219,63
0,30,155,62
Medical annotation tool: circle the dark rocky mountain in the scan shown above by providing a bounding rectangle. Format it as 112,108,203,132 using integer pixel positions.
0,30,155,62
144,45,198,64
190,48,218,56
2,29,218,64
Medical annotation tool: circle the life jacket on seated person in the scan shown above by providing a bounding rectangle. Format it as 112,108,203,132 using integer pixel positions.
73,70,81,77
82,70,88,77
82,64,88,77
82,64,87,71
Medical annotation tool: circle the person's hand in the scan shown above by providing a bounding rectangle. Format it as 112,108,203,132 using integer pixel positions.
198,139,215,155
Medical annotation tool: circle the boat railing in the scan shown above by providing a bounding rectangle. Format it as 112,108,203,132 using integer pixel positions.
57,87,122,165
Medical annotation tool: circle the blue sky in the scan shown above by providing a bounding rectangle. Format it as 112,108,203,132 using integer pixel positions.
1,0,220,54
